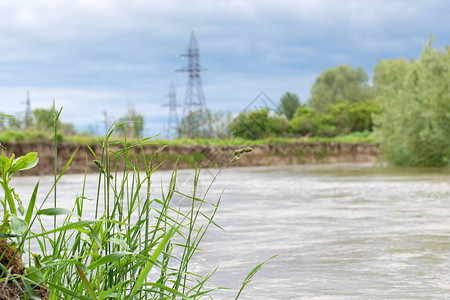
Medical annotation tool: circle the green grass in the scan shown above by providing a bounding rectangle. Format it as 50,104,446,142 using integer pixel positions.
0,115,261,299
0,130,376,146
149,152,206,167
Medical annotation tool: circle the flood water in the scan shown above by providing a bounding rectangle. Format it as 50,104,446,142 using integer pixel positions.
12,163,450,299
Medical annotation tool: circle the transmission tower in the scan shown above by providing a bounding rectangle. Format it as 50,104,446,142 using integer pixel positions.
25,91,32,129
162,81,180,139
176,31,211,138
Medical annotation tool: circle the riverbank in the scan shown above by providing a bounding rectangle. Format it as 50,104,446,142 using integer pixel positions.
1,141,380,176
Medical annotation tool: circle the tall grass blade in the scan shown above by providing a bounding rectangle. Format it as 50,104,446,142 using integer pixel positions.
141,282,193,299
88,252,134,269
46,281,93,300
130,226,176,296
235,254,278,299
25,181,39,224
30,220,98,238
75,264,98,299
36,207,80,219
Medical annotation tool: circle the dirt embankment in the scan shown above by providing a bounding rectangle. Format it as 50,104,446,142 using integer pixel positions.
1,141,380,176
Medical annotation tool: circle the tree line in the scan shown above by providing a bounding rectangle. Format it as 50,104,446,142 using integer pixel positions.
1,40,448,166
221,40,449,166
0,107,144,140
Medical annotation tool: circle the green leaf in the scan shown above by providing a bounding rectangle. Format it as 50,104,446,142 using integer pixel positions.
46,282,93,300
108,238,130,251
88,252,134,270
11,214,27,235
20,156,39,171
131,227,175,296
235,254,278,300
30,220,97,238
25,182,39,224
1,181,16,215
75,264,98,299
25,266,44,285
10,152,38,174
12,188,24,215
32,253,42,269
21,277,41,300
37,207,80,219
0,156,11,174
97,281,130,299
141,282,193,299
0,233,20,238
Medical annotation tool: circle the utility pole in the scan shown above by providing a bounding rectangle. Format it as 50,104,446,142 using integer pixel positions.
176,31,211,138
162,81,180,139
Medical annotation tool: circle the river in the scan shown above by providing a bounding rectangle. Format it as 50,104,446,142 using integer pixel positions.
11,163,450,299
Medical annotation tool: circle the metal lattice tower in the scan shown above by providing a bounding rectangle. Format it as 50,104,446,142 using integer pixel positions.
25,91,32,129
162,81,180,139
176,31,210,137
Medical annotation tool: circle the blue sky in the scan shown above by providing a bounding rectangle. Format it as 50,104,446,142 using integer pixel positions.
0,0,449,137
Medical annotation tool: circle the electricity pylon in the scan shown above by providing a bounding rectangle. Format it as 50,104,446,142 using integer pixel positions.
162,81,180,139
24,91,32,129
176,31,211,138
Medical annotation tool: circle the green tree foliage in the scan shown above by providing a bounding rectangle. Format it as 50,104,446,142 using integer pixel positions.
290,106,335,137
228,109,291,140
268,116,291,136
374,40,450,166
278,92,300,120
327,100,379,134
118,108,145,137
307,65,372,112
373,58,410,90
33,108,56,130
229,109,270,140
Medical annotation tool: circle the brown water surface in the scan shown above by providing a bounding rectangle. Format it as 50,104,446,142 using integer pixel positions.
12,164,450,299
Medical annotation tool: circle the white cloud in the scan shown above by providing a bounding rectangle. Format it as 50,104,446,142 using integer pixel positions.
0,0,448,134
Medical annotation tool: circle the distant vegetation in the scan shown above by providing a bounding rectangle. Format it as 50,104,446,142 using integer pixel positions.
373,40,450,166
225,39,449,167
1,40,448,167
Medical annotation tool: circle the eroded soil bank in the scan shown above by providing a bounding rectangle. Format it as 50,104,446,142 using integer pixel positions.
1,141,380,176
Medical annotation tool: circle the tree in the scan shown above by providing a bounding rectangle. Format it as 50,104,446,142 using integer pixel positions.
228,109,270,140
267,116,291,136
209,110,234,139
290,106,335,137
278,92,300,120
307,65,372,113
118,108,145,137
374,40,450,166
177,109,213,139
327,100,379,134
33,108,55,130
228,108,291,140
373,58,410,90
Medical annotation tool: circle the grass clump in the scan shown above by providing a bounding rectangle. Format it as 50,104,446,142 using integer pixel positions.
0,106,261,299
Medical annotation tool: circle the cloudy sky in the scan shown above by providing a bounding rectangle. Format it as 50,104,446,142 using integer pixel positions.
0,0,448,136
